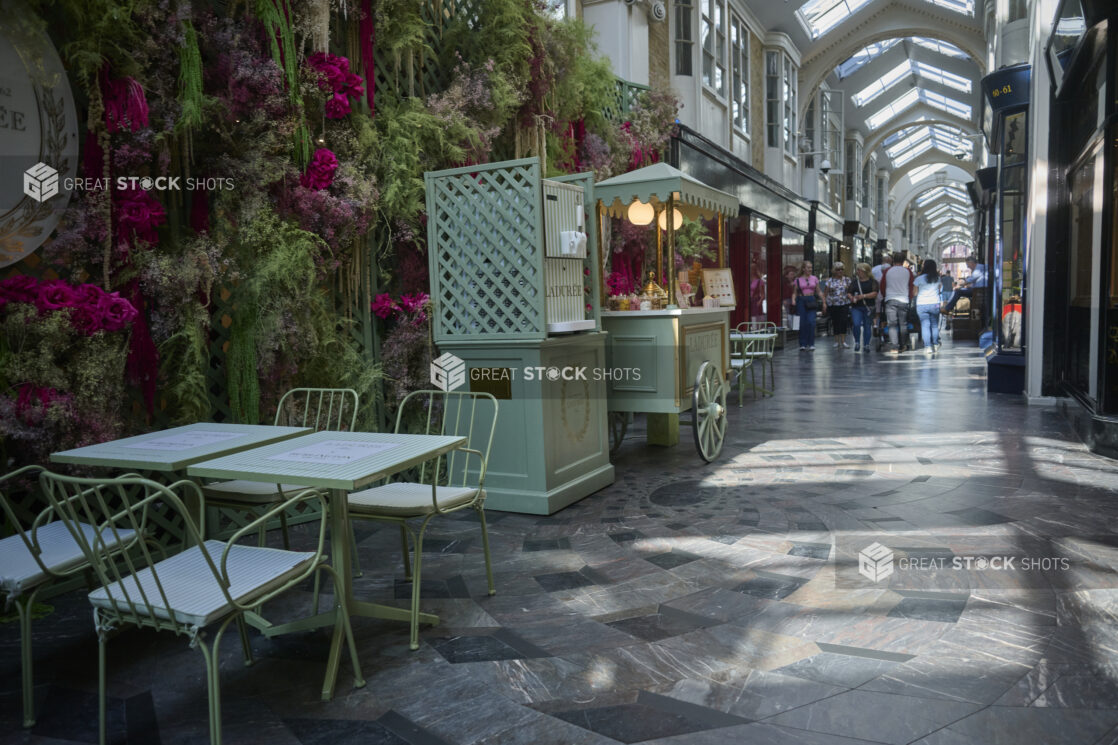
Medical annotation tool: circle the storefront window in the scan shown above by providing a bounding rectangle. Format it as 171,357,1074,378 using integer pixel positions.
997,111,1027,353
748,216,767,322
781,230,806,328
1066,139,1103,400
812,232,832,280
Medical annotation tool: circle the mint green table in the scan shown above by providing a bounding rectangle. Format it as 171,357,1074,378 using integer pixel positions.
186,430,466,700
51,423,313,542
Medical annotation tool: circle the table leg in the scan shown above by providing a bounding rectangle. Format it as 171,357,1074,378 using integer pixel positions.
321,487,354,701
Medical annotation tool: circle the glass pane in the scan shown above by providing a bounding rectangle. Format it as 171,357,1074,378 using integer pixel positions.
999,164,1025,352
1066,142,1103,399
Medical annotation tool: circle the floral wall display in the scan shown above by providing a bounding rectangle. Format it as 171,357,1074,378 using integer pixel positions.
1,0,680,468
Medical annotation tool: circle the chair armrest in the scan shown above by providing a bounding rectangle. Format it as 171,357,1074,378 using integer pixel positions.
220,488,329,612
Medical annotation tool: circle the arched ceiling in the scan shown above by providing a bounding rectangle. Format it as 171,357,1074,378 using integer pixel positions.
744,0,988,244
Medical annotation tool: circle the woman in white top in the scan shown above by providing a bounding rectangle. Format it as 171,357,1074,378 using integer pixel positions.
913,259,943,353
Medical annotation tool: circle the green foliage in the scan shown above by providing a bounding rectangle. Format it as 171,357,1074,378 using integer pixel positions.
30,0,144,91
176,20,205,133
674,218,715,263
439,0,532,87
539,17,615,132
157,308,211,424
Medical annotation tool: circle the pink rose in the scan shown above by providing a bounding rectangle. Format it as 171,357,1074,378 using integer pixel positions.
300,148,339,190
0,275,40,304
324,93,351,119
75,283,107,309
98,292,138,332
35,279,78,312
342,72,365,99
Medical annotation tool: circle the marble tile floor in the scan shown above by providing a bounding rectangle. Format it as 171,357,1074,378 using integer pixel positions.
5,336,1118,744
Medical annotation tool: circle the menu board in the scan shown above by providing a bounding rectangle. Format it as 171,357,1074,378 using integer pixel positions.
267,440,400,465
702,268,736,307
122,431,244,451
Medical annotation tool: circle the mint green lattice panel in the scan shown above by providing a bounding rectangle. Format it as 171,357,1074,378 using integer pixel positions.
426,159,546,342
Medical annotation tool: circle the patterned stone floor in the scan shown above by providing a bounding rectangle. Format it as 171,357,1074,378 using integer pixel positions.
6,336,1118,744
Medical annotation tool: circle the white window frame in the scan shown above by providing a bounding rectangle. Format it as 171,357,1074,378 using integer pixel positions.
675,0,694,77
730,14,750,136
701,0,727,98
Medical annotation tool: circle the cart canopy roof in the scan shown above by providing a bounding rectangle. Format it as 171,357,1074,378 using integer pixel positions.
594,162,739,221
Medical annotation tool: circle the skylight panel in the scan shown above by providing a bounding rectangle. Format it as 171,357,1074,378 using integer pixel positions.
911,37,968,59
931,213,968,228
853,61,911,107
798,0,875,40
837,39,900,78
916,185,967,206
866,88,920,129
885,127,931,158
908,163,948,182
892,139,933,166
923,90,973,119
914,62,972,92
924,0,974,16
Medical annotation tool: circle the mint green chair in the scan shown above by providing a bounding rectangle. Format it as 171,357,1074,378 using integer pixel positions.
204,388,359,547
346,390,498,650
734,321,778,399
37,470,365,745
1,465,137,728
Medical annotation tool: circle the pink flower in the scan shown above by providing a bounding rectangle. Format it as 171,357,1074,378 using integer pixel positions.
324,93,351,119
399,292,429,314
342,72,365,99
300,148,339,190
35,279,78,312
371,293,398,320
114,188,166,248
74,283,107,308
0,275,39,308
98,292,138,332
71,306,104,336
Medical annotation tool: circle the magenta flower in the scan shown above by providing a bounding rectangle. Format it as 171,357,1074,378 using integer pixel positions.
0,275,40,305
35,280,78,312
98,292,139,332
371,293,398,319
74,283,107,308
114,187,166,248
300,148,339,190
399,292,429,314
342,72,365,99
324,93,351,119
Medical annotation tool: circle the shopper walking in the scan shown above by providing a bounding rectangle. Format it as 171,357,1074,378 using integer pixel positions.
792,260,825,351
848,263,878,353
824,262,853,349
880,252,914,355
913,259,943,354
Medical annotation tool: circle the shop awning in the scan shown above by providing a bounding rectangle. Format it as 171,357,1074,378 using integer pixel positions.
594,162,739,221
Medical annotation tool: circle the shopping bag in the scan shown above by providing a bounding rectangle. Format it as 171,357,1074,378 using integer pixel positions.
791,315,801,331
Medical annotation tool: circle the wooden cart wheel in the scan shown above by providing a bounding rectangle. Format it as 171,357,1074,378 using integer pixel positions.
692,361,727,463
609,411,629,456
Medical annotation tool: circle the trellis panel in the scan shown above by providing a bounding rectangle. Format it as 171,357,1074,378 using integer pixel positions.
425,158,547,342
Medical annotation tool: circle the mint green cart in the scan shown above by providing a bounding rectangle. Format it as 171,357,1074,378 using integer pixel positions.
593,164,740,463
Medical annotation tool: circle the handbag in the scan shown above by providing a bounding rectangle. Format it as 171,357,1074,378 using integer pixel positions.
798,278,819,311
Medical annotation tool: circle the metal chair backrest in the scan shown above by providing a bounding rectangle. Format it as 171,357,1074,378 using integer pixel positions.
37,472,199,633
36,470,327,636
393,390,499,489
274,388,359,432
0,466,51,589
